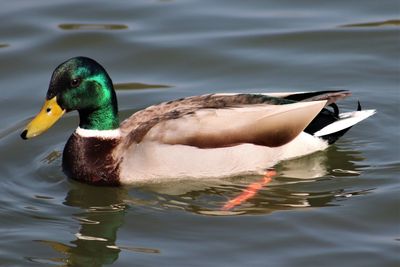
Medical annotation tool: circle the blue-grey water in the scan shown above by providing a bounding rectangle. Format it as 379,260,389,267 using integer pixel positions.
0,1,399,266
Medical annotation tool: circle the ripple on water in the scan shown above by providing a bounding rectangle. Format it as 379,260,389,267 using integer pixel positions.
58,23,129,30
341,19,400,28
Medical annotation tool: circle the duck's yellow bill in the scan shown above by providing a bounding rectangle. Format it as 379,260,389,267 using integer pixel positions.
21,96,65,139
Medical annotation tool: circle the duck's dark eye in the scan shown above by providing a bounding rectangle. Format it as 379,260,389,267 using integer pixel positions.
70,78,81,88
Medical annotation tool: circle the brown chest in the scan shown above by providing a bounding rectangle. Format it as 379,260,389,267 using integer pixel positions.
62,134,121,185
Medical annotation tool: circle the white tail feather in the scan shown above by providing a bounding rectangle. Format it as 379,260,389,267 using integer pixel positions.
314,109,376,137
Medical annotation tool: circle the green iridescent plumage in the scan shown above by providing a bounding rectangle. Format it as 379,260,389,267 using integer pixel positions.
47,57,119,130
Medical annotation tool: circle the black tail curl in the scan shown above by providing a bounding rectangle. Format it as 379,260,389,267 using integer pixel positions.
304,101,362,144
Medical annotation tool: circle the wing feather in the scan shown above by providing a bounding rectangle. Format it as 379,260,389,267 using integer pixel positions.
143,100,327,148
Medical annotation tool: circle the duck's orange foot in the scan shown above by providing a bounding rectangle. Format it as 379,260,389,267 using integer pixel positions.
222,169,276,211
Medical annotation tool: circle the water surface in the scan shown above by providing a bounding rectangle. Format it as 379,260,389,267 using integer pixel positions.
0,1,399,266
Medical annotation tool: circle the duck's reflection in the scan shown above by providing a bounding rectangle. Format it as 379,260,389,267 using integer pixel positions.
35,184,160,266
63,184,127,265
142,145,372,215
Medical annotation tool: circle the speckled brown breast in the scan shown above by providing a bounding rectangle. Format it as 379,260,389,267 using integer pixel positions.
62,133,121,185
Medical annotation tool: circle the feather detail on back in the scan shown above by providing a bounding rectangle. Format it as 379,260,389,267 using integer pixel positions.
216,90,351,106
282,90,351,106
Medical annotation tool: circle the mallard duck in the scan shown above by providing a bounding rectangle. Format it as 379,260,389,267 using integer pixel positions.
21,57,375,185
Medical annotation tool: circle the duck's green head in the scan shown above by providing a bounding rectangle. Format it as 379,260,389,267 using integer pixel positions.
21,57,119,139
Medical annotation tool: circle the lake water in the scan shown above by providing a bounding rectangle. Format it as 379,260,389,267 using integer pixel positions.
0,1,399,266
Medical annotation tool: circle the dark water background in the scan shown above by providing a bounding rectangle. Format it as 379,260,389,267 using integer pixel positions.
0,1,399,266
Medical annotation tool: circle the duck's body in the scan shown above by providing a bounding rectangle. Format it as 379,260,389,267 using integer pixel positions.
21,57,375,185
